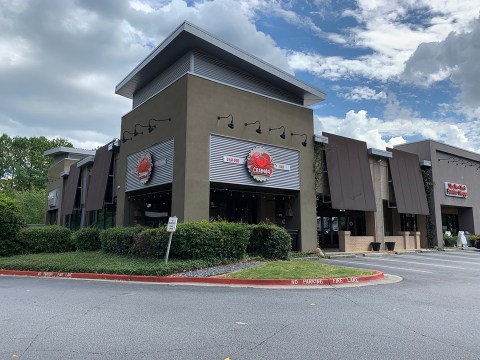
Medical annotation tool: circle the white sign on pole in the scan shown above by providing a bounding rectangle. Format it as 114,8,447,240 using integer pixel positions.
165,216,178,264
167,216,178,232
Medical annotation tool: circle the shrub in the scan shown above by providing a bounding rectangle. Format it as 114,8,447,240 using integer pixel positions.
443,233,455,247
132,227,169,258
172,221,224,260
213,221,250,260
0,194,26,256
74,227,101,251
16,225,72,254
100,226,144,255
248,223,292,259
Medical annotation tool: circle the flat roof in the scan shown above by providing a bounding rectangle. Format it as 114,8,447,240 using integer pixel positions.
115,21,325,106
44,147,95,157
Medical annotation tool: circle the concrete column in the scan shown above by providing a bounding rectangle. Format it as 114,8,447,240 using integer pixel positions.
339,231,350,252
372,159,385,244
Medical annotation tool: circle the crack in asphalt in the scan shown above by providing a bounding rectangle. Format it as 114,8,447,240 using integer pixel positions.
332,290,479,356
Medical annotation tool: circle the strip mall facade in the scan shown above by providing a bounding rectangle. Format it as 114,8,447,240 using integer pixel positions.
44,22,480,252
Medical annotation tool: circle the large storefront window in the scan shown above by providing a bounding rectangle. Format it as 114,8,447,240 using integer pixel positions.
316,204,366,248
400,214,417,232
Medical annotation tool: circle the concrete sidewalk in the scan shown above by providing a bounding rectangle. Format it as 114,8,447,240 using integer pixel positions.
324,246,479,259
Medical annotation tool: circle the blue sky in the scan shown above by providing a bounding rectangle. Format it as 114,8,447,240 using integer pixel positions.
0,0,479,151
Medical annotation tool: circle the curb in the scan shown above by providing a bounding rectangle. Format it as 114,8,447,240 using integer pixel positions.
0,269,384,287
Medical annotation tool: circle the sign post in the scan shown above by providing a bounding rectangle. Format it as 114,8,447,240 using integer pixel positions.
165,216,177,264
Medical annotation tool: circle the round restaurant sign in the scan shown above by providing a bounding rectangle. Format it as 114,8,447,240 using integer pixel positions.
246,147,274,182
134,153,153,184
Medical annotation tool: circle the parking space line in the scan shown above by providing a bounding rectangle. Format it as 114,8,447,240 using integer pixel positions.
369,257,465,269
398,254,480,265
329,259,434,273
418,253,480,260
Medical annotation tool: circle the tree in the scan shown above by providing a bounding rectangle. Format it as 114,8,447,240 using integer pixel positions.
0,134,72,192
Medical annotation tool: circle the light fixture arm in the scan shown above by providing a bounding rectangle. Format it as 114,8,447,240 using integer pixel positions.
217,114,234,129
291,132,308,147
122,130,135,143
134,123,149,136
269,126,286,139
148,117,171,133
245,120,262,134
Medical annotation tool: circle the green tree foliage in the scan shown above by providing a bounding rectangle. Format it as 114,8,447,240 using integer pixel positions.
0,193,26,256
0,134,72,192
9,188,45,224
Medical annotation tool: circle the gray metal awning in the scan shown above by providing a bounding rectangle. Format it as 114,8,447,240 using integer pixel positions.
323,132,376,212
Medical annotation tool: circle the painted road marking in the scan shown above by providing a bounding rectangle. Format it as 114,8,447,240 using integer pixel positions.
398,254,480,265
329,259,434,274
369,257,465,269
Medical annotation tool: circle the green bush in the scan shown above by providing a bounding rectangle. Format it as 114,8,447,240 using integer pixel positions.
100,226,144,255
0,194,26,256
132,227,169,258
74,227,101,251
172,221,224,260
16,225,72,254
248,223,292,259
443,233,455,247
213,221,250,260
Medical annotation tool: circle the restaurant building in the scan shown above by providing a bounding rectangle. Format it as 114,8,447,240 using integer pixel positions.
45,21,477,251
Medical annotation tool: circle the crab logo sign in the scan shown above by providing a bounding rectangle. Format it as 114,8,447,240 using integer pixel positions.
246,147,274,182
134,153,153,184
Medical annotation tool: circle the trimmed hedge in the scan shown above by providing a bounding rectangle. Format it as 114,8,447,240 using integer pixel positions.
16,225,73,254
172,221,225,260
100,226,144,255
132,227,169,258
247,223,292,259
212,221,250,260
0,194,25,256
74,227,101,251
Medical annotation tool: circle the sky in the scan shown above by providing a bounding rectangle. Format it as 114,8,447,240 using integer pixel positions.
1,0,479,151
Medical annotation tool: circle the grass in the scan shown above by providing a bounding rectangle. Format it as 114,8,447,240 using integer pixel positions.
0,252,376,279
219,260,376,279
0,251,224,276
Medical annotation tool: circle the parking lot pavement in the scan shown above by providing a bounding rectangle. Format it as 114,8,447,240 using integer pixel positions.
320,250,480,280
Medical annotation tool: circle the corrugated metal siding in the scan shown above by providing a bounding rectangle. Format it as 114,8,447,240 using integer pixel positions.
125,139,174,192
210,135,300,190
193,51,302,105
132,53,191,108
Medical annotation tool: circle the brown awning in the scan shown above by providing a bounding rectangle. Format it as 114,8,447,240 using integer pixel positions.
323,132,376,211
388,148,429,215
85,144,113,212
61,162,80,216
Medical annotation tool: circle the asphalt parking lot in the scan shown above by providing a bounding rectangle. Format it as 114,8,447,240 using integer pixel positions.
323,249,480,282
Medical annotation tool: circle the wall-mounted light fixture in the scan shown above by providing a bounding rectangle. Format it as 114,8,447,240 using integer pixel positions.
217,114,234,129
245,120,262,134
291,133,307,147
134,123,148,137
122,130,135,143
269,126,286,139
148,117,171,133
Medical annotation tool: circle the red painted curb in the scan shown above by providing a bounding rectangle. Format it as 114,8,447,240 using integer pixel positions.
0,269,384,286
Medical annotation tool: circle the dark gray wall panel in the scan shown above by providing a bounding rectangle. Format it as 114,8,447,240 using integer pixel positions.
388,148,429,215
194,51,302,105
61,163,80,215
125,139,174,192
133,53,190,108
323,132,376,211
209,135,300,190
85,145,113,212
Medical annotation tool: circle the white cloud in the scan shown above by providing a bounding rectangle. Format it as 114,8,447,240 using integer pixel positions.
314,109,475,151
403,17,480,119
0,0,293,148
288,1,480,81
340,86,387,101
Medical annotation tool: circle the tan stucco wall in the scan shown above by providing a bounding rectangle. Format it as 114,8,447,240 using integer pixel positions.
116,74,318,251
116,76,188,225
185,75,317,251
